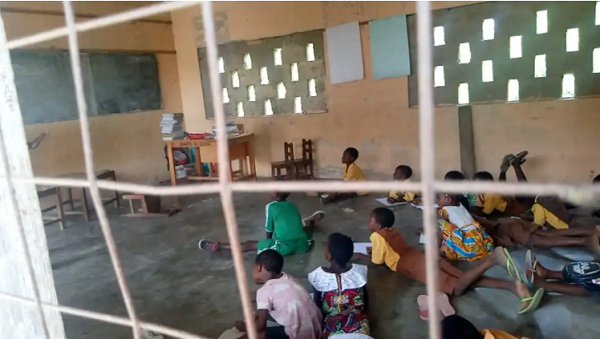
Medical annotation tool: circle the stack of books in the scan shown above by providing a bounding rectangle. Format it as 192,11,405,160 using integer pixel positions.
160,113,184,140
211,121,240,137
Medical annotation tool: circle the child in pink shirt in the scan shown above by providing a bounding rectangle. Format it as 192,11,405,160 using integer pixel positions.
234,250,322,339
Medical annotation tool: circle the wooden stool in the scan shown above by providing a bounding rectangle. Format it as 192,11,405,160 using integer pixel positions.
123,194,180,217
270,142,295,179
37,186,65,230
294,139,314,179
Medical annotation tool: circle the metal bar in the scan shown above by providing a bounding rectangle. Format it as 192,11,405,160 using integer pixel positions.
416,2,441,339
200,1,258,338
62,2,141,338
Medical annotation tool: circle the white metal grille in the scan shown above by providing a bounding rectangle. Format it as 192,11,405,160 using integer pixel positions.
1,1,599,339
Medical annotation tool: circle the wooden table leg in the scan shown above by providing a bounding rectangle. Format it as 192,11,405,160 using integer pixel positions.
67,187,74,210
81,188,90,221
56,187,65,230
195,146,203,177
167,143,176,186
111,171,120,208
247,139,256,181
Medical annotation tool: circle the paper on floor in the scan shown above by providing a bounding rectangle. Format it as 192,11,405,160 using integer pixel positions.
376,197,409,207
354,242,372,255
411,203,439,210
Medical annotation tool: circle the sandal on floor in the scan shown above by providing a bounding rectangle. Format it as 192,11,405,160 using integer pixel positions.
302,210,325,226
199,239,220,252
500,154,515,172
518,287,544,314
497,247,522,282
417,293,455,320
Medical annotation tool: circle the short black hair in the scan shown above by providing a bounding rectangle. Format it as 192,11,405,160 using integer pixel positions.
255,249,283,274
370,207,395,228
473,171,494,181
395,165,413,178
274,192,291,200
594,174,600,183
327,233,354,267
444,170,467,181
441,315,483,339
344,147,359,160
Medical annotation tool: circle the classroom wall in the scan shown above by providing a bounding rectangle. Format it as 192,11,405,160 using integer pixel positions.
171,1,600,183
1,1,181,184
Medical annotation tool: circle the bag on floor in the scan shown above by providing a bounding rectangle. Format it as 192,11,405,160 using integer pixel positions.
562,261,600,284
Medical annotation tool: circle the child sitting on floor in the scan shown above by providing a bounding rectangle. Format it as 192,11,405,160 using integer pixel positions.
199,192,324,256
308,233,370,338
356,208,543,314
321,147,367,204
233,250,322,339
388,165,419,204
437,193,494,261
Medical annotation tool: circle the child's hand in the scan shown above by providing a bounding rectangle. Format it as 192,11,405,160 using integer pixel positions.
415,228,424,235
367,247,372,255
235,320,246,332
387,197,396,203
413,199,422,206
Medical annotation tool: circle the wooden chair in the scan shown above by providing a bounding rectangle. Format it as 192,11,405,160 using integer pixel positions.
270,142,295,179
293,139,314,179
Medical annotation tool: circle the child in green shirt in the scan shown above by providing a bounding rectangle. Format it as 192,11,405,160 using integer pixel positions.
199,192,324,256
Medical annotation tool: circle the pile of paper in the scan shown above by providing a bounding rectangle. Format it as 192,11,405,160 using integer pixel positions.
160,113,184,140
211,121,240,137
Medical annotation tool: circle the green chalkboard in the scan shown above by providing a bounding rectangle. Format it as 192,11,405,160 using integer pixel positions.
10,50,162,125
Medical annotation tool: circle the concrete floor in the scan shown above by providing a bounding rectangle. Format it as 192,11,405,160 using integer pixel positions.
45,192,600,338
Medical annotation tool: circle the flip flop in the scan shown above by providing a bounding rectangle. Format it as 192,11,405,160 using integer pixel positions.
302,211,325,226
518,288,544,314
497,247,522,282
199,239,220,252
417,293,455,320
500,154,515,172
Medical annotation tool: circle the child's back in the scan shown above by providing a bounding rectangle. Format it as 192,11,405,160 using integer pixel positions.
257,273,322,339
262,200,310,255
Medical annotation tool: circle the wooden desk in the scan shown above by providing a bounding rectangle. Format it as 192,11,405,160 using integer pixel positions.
58,169,120,221
165,133,257,186
37,186,65,230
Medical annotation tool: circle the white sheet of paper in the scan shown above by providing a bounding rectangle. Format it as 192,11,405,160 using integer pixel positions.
376,197,408,207
354,242,372,255
326,22,364,84
411,204,439,210
419,234,426,244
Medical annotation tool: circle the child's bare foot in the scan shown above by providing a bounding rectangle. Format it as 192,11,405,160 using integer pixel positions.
199,239,220,252
515,281,533,311
525,250,547,280
303,211,325,226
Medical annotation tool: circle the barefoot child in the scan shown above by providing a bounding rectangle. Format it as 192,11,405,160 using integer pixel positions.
308,233,370,338
320,147,367,204
478,217,600,256
437,193,494,261
388,165,419,204
526,250,600,297
199,192,324,255
357,208,544,314
233,250,322,339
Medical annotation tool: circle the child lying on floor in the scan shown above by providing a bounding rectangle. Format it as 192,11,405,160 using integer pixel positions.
477,216,600,256
356,208,543,314
388,165,420,204
525,250,600,297
233,250,322,339
199,192,324,256
442,314,525,339
309,233,371,338
320,147,367,204
437,193,494,261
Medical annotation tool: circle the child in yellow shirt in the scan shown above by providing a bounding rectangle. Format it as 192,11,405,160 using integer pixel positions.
388,165,419,204
442,314,528,339
321,147,367,204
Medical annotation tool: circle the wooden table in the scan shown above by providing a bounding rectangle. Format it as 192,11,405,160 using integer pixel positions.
37,186,65,230
58,169,120,221
165,134,257,186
